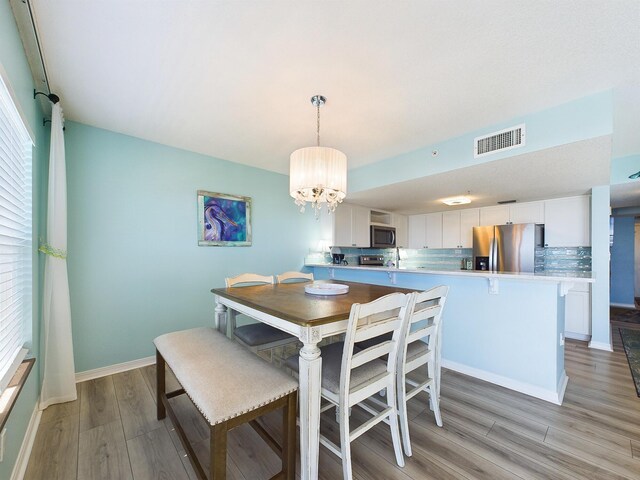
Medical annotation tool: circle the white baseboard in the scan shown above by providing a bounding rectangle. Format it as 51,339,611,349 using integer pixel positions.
75,355,155,383
10,399,41,480
441,359,566,405
610,303,636,309
588,340,613,352
565,332,591,341
556,370,569,404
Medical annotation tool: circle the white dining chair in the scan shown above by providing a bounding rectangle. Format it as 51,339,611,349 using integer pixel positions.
285,292,411,479
396,285,449,457
225,273,296,354
276,271,314,283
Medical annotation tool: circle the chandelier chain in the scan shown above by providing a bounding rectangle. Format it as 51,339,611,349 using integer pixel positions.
316,101,320,147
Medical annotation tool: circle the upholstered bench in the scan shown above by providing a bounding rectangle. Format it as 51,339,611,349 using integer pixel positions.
154,327,298,480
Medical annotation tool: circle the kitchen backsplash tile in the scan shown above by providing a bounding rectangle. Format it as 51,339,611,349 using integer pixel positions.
540,246,592,273
306,246,592,273
399,248,473,270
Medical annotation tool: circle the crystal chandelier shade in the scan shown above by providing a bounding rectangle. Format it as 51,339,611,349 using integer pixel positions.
289,95,347,214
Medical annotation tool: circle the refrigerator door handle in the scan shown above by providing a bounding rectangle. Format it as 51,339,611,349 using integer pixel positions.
488,238,495,272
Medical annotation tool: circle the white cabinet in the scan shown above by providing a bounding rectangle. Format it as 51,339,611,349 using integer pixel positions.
353,205,370,247
425,213,442,248
479,205,510,226
442,209,479,248
442,212,461,248
510,201,544,224
332,203,370,247
480,201,544,226
333,205,352,247
392,213,408,248
565,283,591,340
407,213,442,249
544,196,590,247
460,209,480,247
408,215,426,249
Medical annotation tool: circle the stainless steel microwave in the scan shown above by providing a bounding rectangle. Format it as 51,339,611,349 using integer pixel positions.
370,225,396,248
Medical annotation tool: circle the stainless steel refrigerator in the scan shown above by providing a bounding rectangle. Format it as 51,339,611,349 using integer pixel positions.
472,223,544,273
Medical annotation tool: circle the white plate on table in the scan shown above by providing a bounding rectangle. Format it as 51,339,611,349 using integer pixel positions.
304,283,350,296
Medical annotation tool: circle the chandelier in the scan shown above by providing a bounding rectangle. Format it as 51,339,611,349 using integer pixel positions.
290,95,347,215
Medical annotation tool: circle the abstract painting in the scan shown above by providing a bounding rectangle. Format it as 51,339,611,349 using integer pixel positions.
197,190,252,246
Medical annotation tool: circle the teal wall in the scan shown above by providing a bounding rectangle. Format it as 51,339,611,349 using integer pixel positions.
610,216,635,306
64,122,320,372
0,0,48,478
349,91,613,193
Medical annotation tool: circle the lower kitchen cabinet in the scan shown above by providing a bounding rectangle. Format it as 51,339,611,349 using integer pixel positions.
564,283,591,340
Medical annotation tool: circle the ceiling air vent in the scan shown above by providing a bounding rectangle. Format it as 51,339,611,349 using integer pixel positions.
474,124,525,158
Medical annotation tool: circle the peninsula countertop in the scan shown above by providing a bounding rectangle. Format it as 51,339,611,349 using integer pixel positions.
305,263,594,283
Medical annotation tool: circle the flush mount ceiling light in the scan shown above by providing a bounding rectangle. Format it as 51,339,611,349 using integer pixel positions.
629,170,640,179
442,196,472,206
290,95,347,215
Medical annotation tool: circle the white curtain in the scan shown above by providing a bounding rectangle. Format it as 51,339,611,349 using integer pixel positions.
40,103,77,409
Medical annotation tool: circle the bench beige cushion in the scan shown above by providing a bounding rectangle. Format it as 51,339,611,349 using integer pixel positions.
154,327,297,426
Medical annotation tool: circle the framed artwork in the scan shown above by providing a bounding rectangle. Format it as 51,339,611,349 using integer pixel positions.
197,190,252,246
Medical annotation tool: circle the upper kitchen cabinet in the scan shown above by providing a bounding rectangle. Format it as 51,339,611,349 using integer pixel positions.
544,196,590,247
425,213,443,248
479,201,544,226
408,213,442,249
442,209,479,248
408,214,426,249
479,205,510,226
333,203,370,247
392,213,408,248
509,201,544,224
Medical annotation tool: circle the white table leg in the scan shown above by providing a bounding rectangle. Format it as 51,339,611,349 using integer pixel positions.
227,309,237,339
298,331,322,480
214,300,227,333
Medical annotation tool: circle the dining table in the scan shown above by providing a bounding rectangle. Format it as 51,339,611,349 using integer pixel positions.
211,279,413,480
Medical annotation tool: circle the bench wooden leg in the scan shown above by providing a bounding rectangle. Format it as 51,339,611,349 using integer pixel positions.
211,422,228,480
156,349,166,420
283,391,297,480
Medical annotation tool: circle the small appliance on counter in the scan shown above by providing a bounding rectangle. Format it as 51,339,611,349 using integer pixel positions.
332,253,346,265
359,255,384,266
460,258,473,270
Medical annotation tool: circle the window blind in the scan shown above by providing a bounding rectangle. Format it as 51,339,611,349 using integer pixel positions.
0,72,32,393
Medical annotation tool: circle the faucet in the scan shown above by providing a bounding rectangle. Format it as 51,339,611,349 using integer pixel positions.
396,247,401,269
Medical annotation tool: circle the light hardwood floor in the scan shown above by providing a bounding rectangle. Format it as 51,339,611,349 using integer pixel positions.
25,328,640,479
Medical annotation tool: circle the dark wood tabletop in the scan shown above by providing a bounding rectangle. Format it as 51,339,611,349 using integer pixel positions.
211,280,414,327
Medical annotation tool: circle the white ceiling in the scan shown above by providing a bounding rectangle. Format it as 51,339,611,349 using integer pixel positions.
13,1,640,210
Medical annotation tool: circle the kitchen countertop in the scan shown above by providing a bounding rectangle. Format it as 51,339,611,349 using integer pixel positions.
305,263,594,283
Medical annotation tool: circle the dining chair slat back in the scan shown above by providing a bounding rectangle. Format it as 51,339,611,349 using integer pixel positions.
225,273,274,287
397,285,449,457
320,292,411,480
276,271,314,283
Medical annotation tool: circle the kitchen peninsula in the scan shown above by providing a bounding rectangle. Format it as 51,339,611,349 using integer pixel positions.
306,263,594,404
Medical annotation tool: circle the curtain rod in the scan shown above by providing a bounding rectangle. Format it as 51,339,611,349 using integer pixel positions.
24,0,59,103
